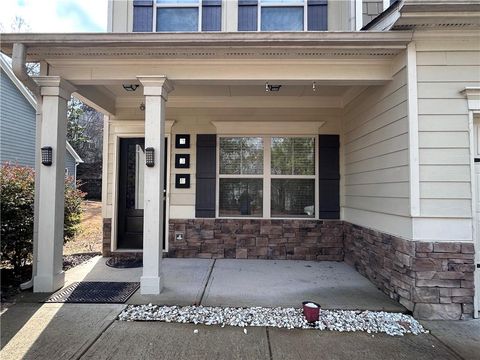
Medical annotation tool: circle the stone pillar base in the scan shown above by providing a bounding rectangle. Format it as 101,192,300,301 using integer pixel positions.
344,222,475,320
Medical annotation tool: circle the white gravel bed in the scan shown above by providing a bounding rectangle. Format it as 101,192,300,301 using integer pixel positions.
118,304,429,337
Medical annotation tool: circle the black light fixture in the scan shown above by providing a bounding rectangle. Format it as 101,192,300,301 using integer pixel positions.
139,102,145,111
312,81,316,92
265,82,282,92
145,147,155,167
41,146,53,166
122,84,139,92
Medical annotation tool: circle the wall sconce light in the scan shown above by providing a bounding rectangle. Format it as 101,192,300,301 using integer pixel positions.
265,82,282,92
41,146,53,166
312,81,316,92
145,147,155,167
122,84,139,92
140,102,145,111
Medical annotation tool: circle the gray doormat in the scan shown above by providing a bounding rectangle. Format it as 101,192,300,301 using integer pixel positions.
45,281,140,303
106,257,142,268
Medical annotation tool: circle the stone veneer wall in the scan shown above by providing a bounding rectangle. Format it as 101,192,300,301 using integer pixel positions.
168,219,344,261
101,217,475,319
102,218,112,257
343,223,475,320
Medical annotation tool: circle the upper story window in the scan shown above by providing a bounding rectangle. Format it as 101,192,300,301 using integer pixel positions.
156,0,200,32
238,0,327,32
133,0,221,32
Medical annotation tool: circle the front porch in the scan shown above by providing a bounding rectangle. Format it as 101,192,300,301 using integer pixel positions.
1,31,477,320
64,256,405,312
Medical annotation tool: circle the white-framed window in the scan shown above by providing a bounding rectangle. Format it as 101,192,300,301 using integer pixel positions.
217,135,318,219
154,0,202,32
259,0,306,31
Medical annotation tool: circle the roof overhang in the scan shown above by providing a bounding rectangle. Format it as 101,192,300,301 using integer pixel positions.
66,142,83,164
364,0,480,31
0,32,414,62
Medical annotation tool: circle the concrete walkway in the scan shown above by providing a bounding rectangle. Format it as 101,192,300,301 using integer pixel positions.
1,302,478,360
1,258,479,359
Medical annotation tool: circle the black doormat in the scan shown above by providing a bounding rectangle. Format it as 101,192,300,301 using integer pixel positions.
45,281,140,303
106,257,142,269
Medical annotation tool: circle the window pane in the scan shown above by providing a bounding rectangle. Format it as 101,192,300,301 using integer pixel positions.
156,8,198,31
220,137,263,175
261,7,303,31
219,179,263,217
271,179,315,217
261,0,303,3
157,0,199,3
271,137,315,175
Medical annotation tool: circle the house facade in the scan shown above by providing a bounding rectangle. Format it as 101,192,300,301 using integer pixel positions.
0,0,479,320
0,56,83,184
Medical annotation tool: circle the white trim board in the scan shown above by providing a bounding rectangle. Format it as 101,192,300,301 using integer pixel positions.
211,121,325,135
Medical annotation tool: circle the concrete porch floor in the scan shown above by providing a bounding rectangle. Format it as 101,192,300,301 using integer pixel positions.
64,256,405,312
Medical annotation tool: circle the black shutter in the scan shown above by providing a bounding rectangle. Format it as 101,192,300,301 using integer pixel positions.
307,0,328,31
318,135,340,219
202,0,222,31
238,0,258,31
196,135,216,218
133,0,153,32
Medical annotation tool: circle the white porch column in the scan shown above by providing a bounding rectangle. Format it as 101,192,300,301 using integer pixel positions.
33,77,75,292
137,76,174,294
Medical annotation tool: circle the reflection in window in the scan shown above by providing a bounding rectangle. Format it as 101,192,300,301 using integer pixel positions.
271,137,315,175
156,7,199,31
220,137,263,175
219,178,263,217
271,179,315,217
261,7,304,31
135,145,145,209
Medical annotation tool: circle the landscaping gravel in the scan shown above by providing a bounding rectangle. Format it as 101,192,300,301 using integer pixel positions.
118,304,429,336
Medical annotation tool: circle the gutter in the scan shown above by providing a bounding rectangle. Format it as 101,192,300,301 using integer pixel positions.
11,43,41,291
12,43,40,97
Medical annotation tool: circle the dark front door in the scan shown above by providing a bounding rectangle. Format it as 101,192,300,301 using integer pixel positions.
117,138,168,250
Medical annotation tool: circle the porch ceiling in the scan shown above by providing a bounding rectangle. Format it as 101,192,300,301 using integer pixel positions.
1,32,410,114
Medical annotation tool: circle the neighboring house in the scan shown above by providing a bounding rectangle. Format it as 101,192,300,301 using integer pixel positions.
0,55,83,185
1,0,479,320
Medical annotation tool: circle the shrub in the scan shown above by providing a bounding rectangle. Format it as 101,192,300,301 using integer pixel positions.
0,163,85,274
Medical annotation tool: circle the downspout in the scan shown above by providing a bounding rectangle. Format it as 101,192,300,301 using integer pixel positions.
12,43,41,290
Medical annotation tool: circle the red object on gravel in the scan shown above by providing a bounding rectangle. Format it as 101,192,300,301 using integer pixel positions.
302,301,321,323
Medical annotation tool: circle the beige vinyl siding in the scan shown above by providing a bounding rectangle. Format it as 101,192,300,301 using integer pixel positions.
415,43,480,220
342,54,412,238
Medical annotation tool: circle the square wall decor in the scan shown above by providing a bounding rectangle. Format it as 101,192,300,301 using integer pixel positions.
175,154,190,169
175,134,190,149
175,174,190,189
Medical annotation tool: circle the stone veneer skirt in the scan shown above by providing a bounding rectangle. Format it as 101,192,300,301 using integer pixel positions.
102,218,475,320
